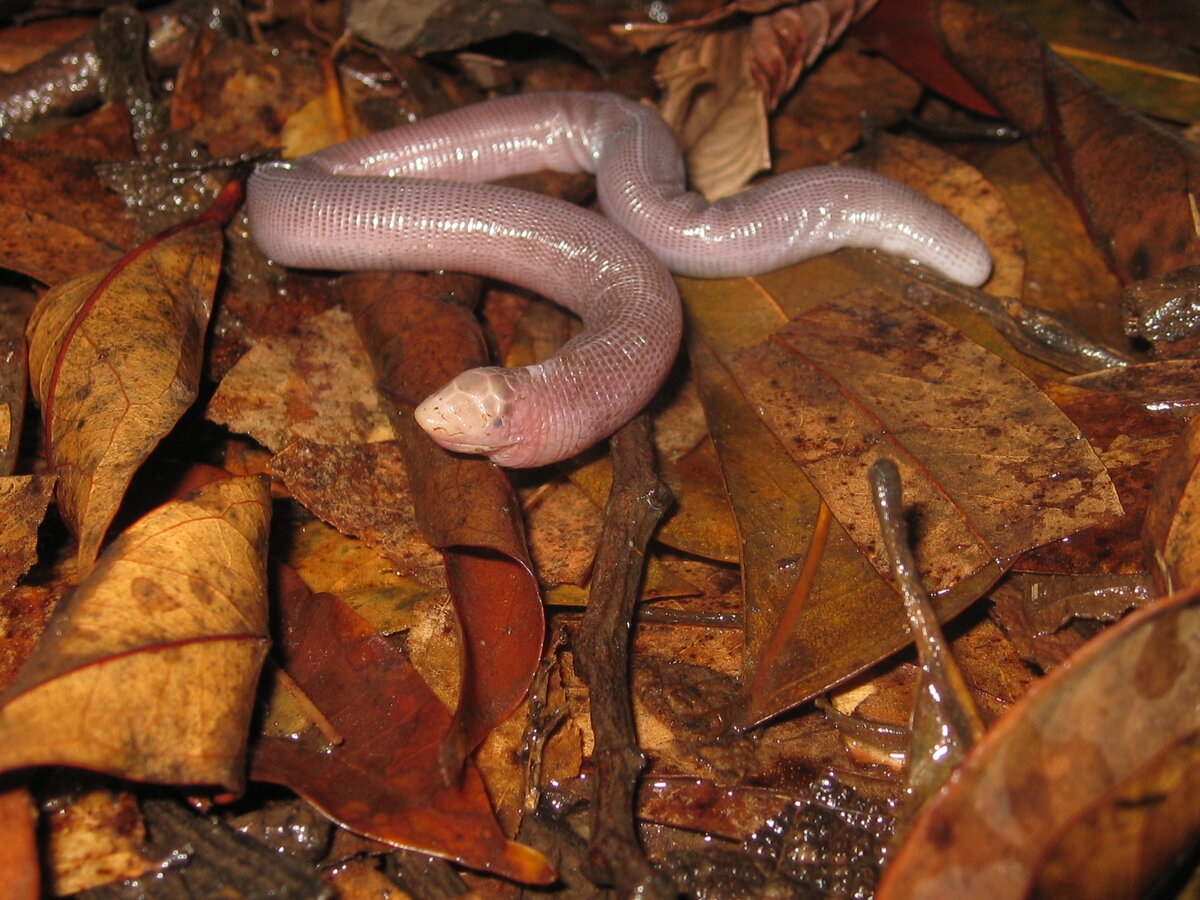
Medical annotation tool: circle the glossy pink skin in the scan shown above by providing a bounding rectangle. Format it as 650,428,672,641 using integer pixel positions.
246,91,991,467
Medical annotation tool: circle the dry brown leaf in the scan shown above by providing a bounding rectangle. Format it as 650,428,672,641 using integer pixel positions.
0,146,130,285
725,290,1121,591
0,476,271,790
208,306,397,453
0,475,56,593
268,439,445,586
26,189,232,571
879,583,1200,899
1144,417,1200,593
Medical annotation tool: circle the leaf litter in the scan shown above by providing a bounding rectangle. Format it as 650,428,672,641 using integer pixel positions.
0,0,1197,896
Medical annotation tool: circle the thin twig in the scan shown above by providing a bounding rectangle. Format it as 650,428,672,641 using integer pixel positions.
573,414,676,898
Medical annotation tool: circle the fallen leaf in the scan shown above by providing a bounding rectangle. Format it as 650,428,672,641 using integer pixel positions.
0,475,56,592
990,0,1200,123
936,0,1200,282
974,142,1127,351
0,335,25,475
0,145,130,284
43,781,154,895
252,573,556,885
723,289,1122,593
851,0,998,113
268,439,444,586
26,184,235,570
1144,417,1200,593
0,475,271,790
878,583,1200,900
208,306,397,453
346,271,545,763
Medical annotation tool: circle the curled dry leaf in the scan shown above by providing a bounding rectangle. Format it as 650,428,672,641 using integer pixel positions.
621,0,878,199
26,184,237,570
0,475,271,791
345,272,544,765
878,583,1200,900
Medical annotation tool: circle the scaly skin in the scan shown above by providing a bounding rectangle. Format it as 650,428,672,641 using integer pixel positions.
246,91,991,467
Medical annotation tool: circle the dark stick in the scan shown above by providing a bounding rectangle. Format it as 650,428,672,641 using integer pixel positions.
573,414,676,897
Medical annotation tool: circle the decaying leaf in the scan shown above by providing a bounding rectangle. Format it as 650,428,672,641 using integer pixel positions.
724,290,1123,592
1144,417,1200,593
252,573,556,886
0,475,56,593
0,475,271,790
268,439,444,586
26,185,234,570
207,306,397,453
936,0,1200,283
878,583,1200,900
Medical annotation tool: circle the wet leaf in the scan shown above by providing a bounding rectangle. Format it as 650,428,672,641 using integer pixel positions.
26,186,235,570
0,476,271,790
974,143,1127,351
936,0,1200,283
252,573,556,886
723,289,1122,594
879,583,1200,900
346,271,544,764
991,0,1200,123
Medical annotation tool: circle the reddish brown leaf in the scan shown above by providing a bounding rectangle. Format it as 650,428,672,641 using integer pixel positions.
0,785,38,900
852,0,998,114
879,584,1200,899
26,183,236,570
0,476,271,790
1018,383,1181,575
345,272,544,766
935,0,1200,283
252,573,556,885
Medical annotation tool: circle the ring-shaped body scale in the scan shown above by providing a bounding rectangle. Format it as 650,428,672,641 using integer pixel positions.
247,91,991,467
